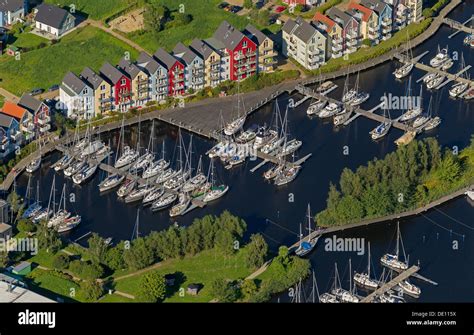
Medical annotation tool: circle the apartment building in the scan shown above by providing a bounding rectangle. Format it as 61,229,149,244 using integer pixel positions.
361,0,393,41
59,71,94,119
154,48,185,97
173,42,205,92
118,58,149,107
189,39,223,88
313,12,344,59
137,51,168,102
99,62,132,112
347,2,380,44
243,24,277,73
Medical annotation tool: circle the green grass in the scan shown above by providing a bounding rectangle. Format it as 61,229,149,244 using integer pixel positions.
11,31,49,50
0,26,139,96
43,0,132,20
25,269,82,302
99,293,135,303
114,248,253,302
0,95,4,108
126,0,252,52
28,250,57,269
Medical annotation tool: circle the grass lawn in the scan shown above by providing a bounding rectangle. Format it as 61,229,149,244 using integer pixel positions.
99,293,135,303
0,26,139,96
114,248,253,302
25,269,82,302
43,0,133,21
28,250,58,269
126,0,252,52
0,95,4,108
10,30,49,50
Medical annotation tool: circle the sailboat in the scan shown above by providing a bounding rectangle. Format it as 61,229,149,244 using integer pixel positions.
370,107,392,140
130,118,154,173
429,45,450,68
164,131,191,191
26,139,41,173
295,204,320,257
115,118,138,169
342,72,357,103
151,192,177,211
380,222,408,271
353,241,379,290
333,106,352,126
72,162,99,185
183,155,207,193
169,192,191,217
23,179,42,219
449,55,469,98
260,103,285,155
331,260,360,303
349,74,370,106
202,159,228,202
277,107,302,158
399,79,422,122
142,186,165,206
394,33,414,79
422,96,441,131
224,82,246,136
47,183,81,233
143,141,170,179
412,96,433,129
398,279,421,298
99,140,125,192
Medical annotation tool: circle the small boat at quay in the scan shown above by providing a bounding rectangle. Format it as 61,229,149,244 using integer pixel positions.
342,89,357,103
278,139,302,157
320,293,339,303
191,182,211,199
163,170,191,191
353,242,379,290
224,115,246,136
422,72,437,83
117,178,137,198
261,137,285,155
306,100,327,116
295,204,319,257
441,59,454,71
449,82,469,98
370,121,391,140
57,215,81,233
80,140,105,160
125,184,154,203
394,63,414,79
23,203,42,219
72,163,98,185
151,192,178,211
350,92,370,106
99,174,125,192
398,280,421,298
169,193,191,217
115,146,139,169
263,163,283,180
183,157,207,193
64,160,86,177
319,103,341,118
333,110,352,126
380,223,409,271
142,159,169,179
423,116,441,131
412,114,430,128
156,168,179,184
253,128,278,150
26,157,41,173
53,154,73,171
142,187,165,206
203,185,229,202
429,47,450,68
317,81,337,94
130,152,154,173
426,74,445,90
274,165,301,186
236,126,257,144
464,88,474,100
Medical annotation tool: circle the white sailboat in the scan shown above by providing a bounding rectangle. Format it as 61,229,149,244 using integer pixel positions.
26,139,41,173
423,96,441,131
380,222,408,271
399,78,422,122
114,118,138,169
331,260,360,303
295,204,320,257
224,82,246,136
394,33,414,79
353,242,379,290
370,107,392,140
203,159,229,203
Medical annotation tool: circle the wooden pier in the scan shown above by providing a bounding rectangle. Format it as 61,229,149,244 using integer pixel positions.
294,85,417,132
361,266,420,303
444,17,474,38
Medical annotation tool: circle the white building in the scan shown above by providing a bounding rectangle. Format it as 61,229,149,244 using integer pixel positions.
282,17,327,70
59,71,94,119
34,3,75,38
0,0,26,27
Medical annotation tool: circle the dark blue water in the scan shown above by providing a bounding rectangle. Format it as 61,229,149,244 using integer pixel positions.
13,2,474,302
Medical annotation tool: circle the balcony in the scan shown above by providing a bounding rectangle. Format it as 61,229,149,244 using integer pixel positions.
40,124,51,133
346,30,358,39
382,26,392,34
382,34,391,41
21,122,34,133
262,50,277,58
234,53,245,61
174,76,185,83
332,35,343,44
344,46,357,54
396,15,407,23
332,51,343,59
0,138,9,151
347,39,358,47
37,116,50,125
10,131,22,142
332,43,342,52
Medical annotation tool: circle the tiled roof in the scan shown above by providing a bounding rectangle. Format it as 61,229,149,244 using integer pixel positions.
62,71,88,95
18,94,42,113
1,101,27,120
80,67,105,90
348,2,373,22
213,20,247,50
100,62,125,84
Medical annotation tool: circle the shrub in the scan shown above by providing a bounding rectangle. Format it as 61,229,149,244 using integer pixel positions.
80,280,104,302
52,254,70,270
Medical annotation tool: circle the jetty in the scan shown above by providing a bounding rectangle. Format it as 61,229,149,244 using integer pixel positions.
444,16,474,38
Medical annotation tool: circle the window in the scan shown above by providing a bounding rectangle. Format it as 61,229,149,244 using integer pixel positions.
243,41,247,48
100,85,106,91
121,79,126,85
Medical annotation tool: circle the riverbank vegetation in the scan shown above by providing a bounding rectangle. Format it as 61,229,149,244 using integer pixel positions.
316,136,474,227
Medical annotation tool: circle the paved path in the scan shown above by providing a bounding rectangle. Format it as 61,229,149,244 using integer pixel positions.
85,20,146,53
0,87,19,103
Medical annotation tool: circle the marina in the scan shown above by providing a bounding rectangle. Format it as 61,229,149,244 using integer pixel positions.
2,0,474,304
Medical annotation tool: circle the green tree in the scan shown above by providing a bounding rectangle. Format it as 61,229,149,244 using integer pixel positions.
81,262,104,280
105,241,126,271
123,238,155,270
52,254,70,270
422,8,434,18
214,229,235,256
144,1,170,32
209,278,238,302
0,251,9,269
245,234,268,269
243,0,253,9
138,271,166,302
437,153,461,183
16,219,36,233
80,280,104,302
240,279,258,300
36,222,62,254
88,233,108,264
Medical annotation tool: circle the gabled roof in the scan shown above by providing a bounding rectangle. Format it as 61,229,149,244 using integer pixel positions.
154,48,181,69
118,58,143,79
313,12,337,33
282,18,299,34
213,20,249,50
360,0,389,15
0,113,15,128
18,94,43,113
100,62,126,84
137,52,161,74
173,42,200,65
1,101,28,120
35,4,71,29
327,7,356,28
0,0,24,12
293,19,319,43
189,39,217,59
348,2,374,22
62,71,89,95
80,67,106,90
204,37,226,52
243,24,269,45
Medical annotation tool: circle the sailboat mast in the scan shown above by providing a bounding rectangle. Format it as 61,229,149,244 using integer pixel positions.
307,204,311,241
368,241,371,278
396,222,400,258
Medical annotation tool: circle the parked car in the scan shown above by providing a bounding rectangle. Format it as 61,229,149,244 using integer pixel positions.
30,88,44,96
256,1,265,9
275,5,286,13
230,5,242,13
48,84,59,92
218,2,229,9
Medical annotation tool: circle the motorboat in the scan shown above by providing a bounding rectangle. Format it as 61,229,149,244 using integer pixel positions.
253,128,278,150
429,48,449,68
26,157,41,173
151,192,177,211
319,103,341,118
99,174,125,192
236,125,258,144
317,81,337,94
